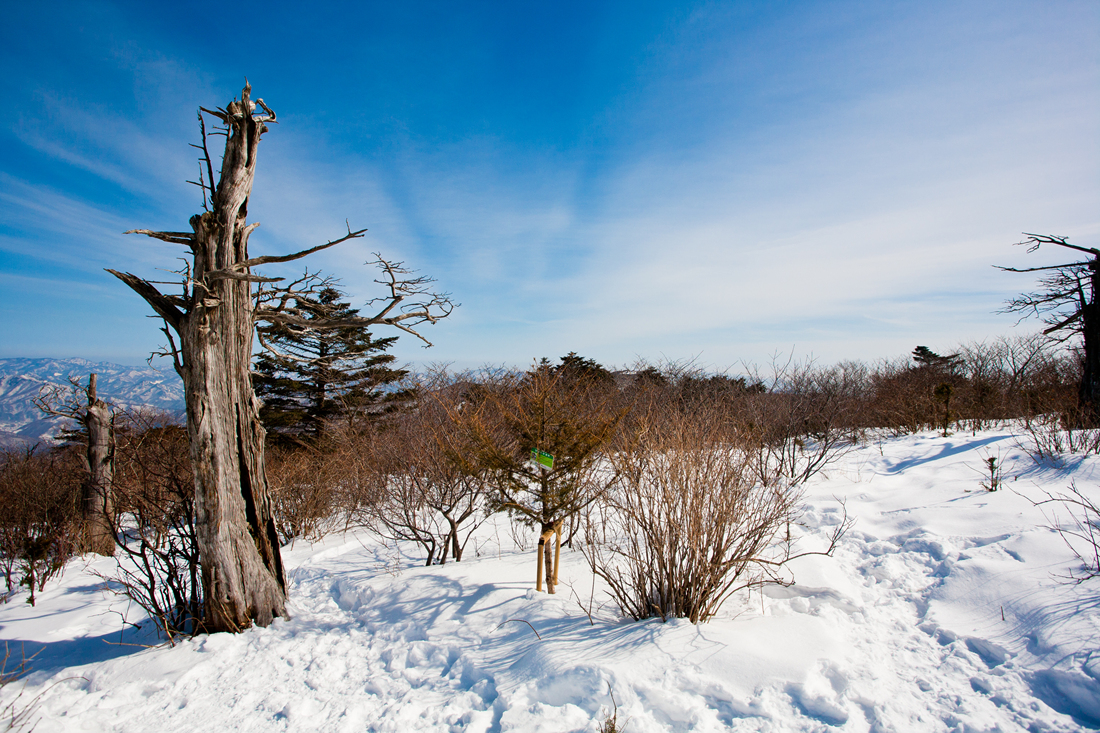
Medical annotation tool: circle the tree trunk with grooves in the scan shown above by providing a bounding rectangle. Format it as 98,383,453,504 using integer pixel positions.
82,373,115,556
109,83,455,633
184,86,285,632
112,84,286,632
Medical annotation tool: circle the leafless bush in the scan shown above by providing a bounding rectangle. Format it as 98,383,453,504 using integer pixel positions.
1019,412,1100,462
0,446,81,605
589,407,848,624
266,444,345,544
364,372,491,566
740,357,863,486
108,411,201,639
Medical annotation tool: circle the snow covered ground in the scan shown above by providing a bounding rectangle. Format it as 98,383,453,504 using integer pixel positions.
1,427,1098,731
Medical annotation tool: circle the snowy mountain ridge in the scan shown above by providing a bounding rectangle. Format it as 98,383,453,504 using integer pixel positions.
0,357,184,446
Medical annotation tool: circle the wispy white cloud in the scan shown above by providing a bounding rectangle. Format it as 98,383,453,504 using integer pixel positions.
1,0,1096,370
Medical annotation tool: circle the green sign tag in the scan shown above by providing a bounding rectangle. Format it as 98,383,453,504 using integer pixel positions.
530,449,554,470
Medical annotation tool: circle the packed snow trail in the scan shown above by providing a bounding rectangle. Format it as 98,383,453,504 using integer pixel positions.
0,429,1097,731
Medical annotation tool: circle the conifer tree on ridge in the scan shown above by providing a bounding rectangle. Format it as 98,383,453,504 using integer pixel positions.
254,285,411,443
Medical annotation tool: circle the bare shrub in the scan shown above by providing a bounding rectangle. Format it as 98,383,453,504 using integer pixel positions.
364,375,489,566
1020,412,1100,462
590,406,848,624
0,446,81,605
740,357,863,485
0,643,47,732
266,444,345,544
109,411,201,639
1004,345,1100,460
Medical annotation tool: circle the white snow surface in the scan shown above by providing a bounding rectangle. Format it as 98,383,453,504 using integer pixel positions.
2,428,1099,731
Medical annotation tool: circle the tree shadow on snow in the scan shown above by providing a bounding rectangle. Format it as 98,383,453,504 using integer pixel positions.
882,435,1012,474
4,625,157,680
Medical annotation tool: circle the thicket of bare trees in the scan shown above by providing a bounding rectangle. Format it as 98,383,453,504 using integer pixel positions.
0,445,80,606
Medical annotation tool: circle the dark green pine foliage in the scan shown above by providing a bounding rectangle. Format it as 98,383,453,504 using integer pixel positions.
912,346,962,371
554,352,615,386
253,287,411,444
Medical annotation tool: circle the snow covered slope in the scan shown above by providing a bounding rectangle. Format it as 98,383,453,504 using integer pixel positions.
0,358,183,445
1,428,1097,731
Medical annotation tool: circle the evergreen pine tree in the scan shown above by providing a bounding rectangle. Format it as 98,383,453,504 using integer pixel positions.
911,346,961,371
253,286,411,443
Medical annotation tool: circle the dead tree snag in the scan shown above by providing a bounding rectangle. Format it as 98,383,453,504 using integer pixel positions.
35,373,115,555
108,83,454,633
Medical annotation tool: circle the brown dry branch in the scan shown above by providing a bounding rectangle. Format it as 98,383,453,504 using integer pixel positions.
106,410,201,639
1031,483,1100,586
589,405,849,624
363,372,490,566
266,443,349,545
740,358,863,487
0,446,81,606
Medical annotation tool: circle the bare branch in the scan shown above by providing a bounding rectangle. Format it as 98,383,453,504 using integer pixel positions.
1019,232,1099,257
205,270,285,284
997,262,1092,273
238,226,367,270
124,229,195,247
254,98,276,124
32,377,87,421
1042,311,1082,335
254,255,456,347
197,111,216,204
198,106,228,123
104,269,184,334
154,321,184,376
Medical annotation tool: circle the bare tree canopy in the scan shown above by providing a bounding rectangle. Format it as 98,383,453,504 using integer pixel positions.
1000,232,1100,423
108,83,455,633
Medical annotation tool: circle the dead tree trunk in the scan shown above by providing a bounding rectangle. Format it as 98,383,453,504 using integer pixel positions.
82,374,115,555
33,373,116,555
110,85,287,631
108,83,455,633
1000,233,1100,427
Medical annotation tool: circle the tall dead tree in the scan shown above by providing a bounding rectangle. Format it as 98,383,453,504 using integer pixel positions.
108,83,454,633
1000,233,1100,425
35,373,115,555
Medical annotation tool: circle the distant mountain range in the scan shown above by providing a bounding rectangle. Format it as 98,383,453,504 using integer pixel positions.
0,358,185,447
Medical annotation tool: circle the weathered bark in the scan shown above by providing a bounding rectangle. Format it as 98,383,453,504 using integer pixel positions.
82,374,115,556
109,83,454,633
552,523,561,587
111,84,286,632
536,531,546,592
180,86,285,632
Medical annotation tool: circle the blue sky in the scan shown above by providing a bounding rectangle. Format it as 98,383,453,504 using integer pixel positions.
1,1,1096,371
